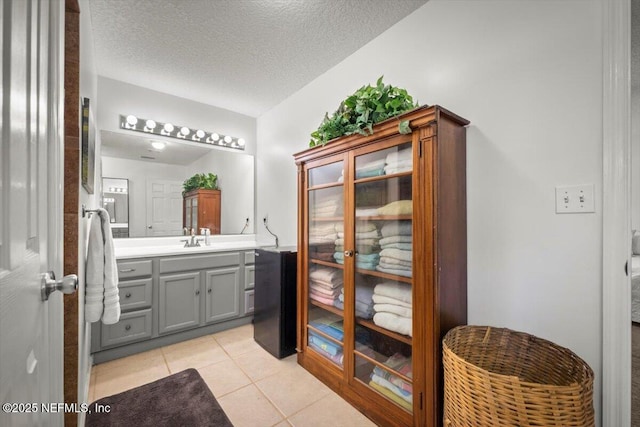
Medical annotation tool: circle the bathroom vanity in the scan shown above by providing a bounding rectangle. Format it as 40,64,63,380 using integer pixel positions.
91,235,257,363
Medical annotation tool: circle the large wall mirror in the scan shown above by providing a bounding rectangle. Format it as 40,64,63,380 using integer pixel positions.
101,131,255,238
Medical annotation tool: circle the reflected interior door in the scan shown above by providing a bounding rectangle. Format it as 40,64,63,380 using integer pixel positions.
0,0,65,425
146,180,183,236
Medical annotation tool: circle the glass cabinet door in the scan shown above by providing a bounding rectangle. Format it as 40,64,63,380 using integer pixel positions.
305,159,345,368
185,198,192,231
348,140,414,413
191,198,198,231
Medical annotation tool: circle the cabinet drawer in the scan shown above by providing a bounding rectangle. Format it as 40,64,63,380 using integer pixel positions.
244,251,255,265
160,252,240,273
244,289,254,314
101,309,152,348
244,265,255,290
117,260,152,279
119,278,152,312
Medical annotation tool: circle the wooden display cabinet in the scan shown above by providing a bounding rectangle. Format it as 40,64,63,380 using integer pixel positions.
183,189,221,235
293,105,469,426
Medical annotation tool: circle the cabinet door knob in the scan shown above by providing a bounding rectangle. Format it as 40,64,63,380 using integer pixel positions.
195,290,200,296
125,292,132,298
125,324,131,331
208,288,212,294
344,250,354,257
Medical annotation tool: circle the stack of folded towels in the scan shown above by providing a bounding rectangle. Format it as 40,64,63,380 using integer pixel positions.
369,353,413,411
372,282,412,336
355,158,386,178
333,281,375,319
334,222,381,270
312,194,342,218
308,222,338,262
308,319,345,366
376,221,412,277
309,268,343,306
384,147,412,175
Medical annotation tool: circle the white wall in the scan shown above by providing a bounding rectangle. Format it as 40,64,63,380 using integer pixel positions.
97,77,257,156
186,152,255,234
256,0,603,423
102,157,187,237
78,0,99,421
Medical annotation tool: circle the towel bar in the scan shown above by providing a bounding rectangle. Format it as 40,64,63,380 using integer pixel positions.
82,204,99,218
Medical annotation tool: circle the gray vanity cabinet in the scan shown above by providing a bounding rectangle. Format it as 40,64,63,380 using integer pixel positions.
158,272,201,335
91,249,256,364
204,267,240,323
95,260,154,350
243,252,255,315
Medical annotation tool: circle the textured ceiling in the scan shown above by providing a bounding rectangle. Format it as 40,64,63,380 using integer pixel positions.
88,0,428,118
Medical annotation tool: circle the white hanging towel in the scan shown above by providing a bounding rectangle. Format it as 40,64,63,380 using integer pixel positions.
85,208,120,324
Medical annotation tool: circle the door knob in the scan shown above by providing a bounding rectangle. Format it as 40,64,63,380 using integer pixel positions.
147,225,153,229
41,271,78,301
344,250,354,257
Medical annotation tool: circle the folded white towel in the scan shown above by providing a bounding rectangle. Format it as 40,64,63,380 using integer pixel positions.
372,294,412,308
356,158,386,173
309,268,342,285
384,166,413,175
379,248,413,263
385,158,413,169
385,148,412,164
374,282,412,304
85,208,120,325
379,235,413,246
373,312,412,336
380,221,412,237
374,303,412,318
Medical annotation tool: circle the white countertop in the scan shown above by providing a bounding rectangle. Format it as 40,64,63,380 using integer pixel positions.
114,235,259,259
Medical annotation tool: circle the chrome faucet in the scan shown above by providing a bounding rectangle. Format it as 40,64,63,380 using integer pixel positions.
181,231,203,247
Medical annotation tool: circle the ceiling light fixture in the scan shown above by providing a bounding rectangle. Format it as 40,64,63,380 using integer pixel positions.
151,141,166,150
120,114,246,151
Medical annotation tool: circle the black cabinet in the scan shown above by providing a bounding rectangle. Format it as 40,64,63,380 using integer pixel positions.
253,247,297,358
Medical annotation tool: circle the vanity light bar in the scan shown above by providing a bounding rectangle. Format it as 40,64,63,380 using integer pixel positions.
119,114,246,151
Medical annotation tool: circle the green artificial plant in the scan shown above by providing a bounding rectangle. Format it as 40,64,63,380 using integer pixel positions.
309,76,418,147
182,173,218,194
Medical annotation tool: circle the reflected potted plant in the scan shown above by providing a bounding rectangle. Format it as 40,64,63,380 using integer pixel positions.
182,173,218,194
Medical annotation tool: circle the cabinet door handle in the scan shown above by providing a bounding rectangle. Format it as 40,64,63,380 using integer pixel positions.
344,250,354,257
195,290,200,296
208,288,212,294
125,292,132,298
119,268,135,273
125,324,131,331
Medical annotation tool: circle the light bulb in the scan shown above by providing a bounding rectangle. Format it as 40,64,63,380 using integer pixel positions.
145,119,156,129
180,127,190,136
126,115,138,126
196,130,205,138
224,135,232,143
238,138,245,146
163,123,174,133
211,133,220,141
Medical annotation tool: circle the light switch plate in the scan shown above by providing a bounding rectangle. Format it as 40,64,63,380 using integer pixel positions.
555,184,595,214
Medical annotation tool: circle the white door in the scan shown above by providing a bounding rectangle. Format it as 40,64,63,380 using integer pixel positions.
0,1,65,426
146,180,183,236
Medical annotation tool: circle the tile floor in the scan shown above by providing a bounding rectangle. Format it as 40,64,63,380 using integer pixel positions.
89,324,377,427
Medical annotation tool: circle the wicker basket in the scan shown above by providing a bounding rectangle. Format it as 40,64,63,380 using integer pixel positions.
442,325,594,427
